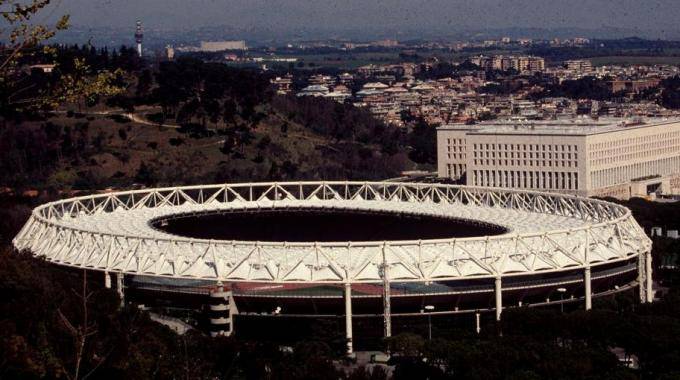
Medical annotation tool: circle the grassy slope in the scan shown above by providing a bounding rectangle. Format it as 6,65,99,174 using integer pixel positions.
39,107,412,190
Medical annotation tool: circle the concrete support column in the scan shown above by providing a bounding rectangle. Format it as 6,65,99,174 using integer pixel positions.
382,243,392,338
104,271,111,289
383,273,392,338
116,273,125,306
494,276,502,321
638,251,647,303
646,251,653,303
344,283,353,355
382,244,392,339
584,267,592,310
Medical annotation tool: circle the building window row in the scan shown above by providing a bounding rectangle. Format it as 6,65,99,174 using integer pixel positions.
591,156,680,188
589,142,680,167
474,151,577,160
588,131,680,151
473,159,577,168
447,153,466,160
472,170,579,191
473,143,578,152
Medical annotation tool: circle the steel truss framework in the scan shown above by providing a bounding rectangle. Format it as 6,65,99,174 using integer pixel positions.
13,182,651,287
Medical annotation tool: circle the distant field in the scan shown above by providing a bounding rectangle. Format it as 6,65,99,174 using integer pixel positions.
283,52,404,69
251,51,470,69
588,56,680,66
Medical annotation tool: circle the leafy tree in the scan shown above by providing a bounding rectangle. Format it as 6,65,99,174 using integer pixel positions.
0,0,69,116
533,76,615,101
106,94,135,113
220,135,236,154
478,111,497,121
256,135,271,150
456,60,482,71
134,162,156,185
408,118,437,164
369,366,389,380
281,160,298,178
135,68,152,97
222,99,237,123
51,58,126,111
386,333,426,357
661,76,680,109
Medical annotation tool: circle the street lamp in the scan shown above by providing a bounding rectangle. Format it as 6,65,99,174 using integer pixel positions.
556,288,567,313
424,305,435,340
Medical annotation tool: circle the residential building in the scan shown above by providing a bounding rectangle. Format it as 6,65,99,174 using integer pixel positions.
609,79,662,94
296,85,329,97
271,74,293,95
565,60,593,73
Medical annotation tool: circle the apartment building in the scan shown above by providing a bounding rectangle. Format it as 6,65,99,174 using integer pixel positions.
565,59,593,73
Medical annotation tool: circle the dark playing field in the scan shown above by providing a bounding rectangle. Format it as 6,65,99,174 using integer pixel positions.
152,208,506,242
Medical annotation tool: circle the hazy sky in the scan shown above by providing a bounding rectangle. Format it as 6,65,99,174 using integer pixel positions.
53,0,680,36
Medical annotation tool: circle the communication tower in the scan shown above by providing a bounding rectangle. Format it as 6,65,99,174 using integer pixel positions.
135,20,143,57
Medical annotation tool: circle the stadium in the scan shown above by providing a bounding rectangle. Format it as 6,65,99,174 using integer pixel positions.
12,181,652,353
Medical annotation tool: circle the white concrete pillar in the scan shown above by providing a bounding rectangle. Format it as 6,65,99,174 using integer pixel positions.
344,283,353,355
646,251,653,303
584,267,592,310
383,274,392,338
104,271,111,289
116,273,125,305
494,276,502,321
638,251,646,303
382,244,392,338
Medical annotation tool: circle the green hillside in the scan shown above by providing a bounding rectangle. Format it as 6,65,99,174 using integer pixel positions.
1,51,424,191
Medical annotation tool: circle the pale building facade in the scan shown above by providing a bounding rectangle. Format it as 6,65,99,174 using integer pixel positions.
437,119,680,199
199,40,247,51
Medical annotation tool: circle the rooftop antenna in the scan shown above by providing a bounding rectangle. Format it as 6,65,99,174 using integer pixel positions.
135,20,143,57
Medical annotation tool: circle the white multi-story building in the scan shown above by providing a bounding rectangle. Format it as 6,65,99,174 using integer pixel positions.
471,55,544,72
437,118,680,199
565,59,593,73
199,40,247,52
